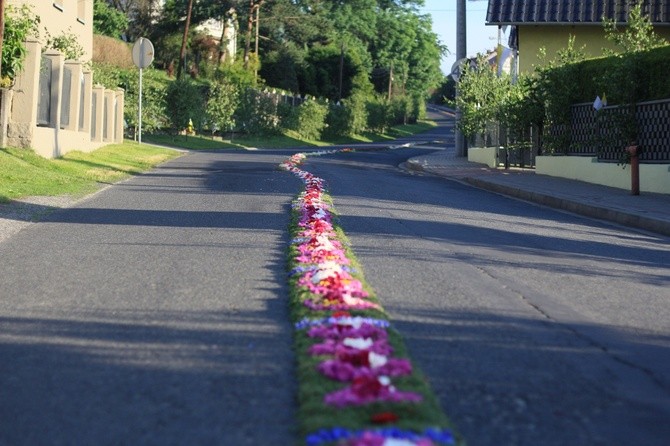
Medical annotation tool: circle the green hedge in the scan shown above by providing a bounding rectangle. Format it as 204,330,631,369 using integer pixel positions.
555,45,670,105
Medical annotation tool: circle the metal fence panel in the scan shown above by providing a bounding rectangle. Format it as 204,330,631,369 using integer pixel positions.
37,57,52,126
60,65,72,128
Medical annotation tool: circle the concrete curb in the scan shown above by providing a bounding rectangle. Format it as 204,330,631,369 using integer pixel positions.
403,160,670,237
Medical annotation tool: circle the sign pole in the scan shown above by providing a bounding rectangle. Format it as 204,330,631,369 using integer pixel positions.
132,37,154,145
138,67,143,144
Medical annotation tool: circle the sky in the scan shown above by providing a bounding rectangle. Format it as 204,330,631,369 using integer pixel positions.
419,0,501,75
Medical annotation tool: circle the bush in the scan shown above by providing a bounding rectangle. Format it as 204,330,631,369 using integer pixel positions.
1,4,40,86
93,64,169,134
365,96,392,133
293,100,328,140
324,103,348,137
234,89,281,135
165,78,206,133
92,35,133,69
205,80,240,135
389,96,412,125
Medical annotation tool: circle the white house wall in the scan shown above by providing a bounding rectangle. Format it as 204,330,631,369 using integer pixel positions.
9,0,94,62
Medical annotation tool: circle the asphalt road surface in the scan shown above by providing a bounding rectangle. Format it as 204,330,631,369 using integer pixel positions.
0,150,301,445
305,148,670,446
1,140,669,445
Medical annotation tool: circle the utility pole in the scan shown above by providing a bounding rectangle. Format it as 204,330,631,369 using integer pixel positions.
254,4,260,80
387,62,394,101
244,0,256,69
338,41,344,101
177,0,194,79
455,0,467,157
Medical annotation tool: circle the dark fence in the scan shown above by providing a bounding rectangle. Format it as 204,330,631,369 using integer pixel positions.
560,98,670,163
468,121,537,168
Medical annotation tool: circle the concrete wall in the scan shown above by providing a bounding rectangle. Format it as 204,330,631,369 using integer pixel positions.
536,156,670,194
468,147,498,168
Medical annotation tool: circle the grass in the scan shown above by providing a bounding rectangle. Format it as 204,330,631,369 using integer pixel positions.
141,120,437,150
0,119,436,203
0,142,181,203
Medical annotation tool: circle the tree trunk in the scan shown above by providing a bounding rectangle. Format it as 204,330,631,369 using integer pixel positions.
177,0,194,79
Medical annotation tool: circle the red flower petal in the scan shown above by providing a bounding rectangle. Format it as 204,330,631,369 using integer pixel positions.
370,411,399,424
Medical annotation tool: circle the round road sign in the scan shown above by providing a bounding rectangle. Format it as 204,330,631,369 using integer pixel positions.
132,37,155,69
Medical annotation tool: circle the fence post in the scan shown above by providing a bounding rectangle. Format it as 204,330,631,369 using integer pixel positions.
0,88,13,148
115,88,124,143
81,70,93,133
63,61,82,131
91,85,105,142
6,38,41,149
103,89,115,142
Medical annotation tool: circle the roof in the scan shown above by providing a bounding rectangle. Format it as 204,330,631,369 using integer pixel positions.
486,0,670,25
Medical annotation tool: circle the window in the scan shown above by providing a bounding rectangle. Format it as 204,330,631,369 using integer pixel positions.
77,0,87,24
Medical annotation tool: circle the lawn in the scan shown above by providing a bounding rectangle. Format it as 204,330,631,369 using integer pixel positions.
0,142,181,203
0,119,436,203
142,120,436,150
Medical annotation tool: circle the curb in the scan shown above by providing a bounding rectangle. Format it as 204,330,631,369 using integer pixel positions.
403,160,670,237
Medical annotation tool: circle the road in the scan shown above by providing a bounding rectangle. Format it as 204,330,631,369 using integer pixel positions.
305,147,670,445
0,151,302,445
0,129,669,444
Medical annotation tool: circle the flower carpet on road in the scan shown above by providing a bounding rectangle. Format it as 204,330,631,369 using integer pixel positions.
280,149,460,446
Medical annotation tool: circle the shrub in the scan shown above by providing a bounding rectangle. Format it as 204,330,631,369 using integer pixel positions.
234,89,281,135
389,95,412,125
205,80,239,135
165,78,206,133
92,35,133,69
93,64,169,134
365,96,392,133
293,100,328,140
1,4,40,87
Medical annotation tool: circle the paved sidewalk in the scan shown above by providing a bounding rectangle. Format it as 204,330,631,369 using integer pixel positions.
403,147,670,237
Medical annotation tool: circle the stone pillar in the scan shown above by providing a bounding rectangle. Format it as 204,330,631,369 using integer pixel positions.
42,50,64,130
7,39,41,148
115,88,125,143
64,61,83,132
91,85,105,142
81,71,93,133
104,89,115,142
0,89,13,148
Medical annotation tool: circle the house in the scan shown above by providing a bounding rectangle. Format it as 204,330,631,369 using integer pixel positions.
486,0,670,73
1,1,124,158
465,1,670,193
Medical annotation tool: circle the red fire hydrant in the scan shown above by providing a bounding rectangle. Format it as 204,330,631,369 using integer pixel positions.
626,144,640,196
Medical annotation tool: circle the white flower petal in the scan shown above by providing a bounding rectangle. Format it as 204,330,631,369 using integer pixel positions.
369,352,388,368
342,337,373,350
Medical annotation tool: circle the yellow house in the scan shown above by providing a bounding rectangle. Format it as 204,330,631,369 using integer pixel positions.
486,0,670,73
2,1,124,158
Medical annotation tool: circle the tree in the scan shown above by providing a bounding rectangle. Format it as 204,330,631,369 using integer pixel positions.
93,0,128,38
1,4,40,87
603,1,668,54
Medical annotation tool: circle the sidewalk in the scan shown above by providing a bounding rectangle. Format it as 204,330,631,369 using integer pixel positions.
403,147,670,237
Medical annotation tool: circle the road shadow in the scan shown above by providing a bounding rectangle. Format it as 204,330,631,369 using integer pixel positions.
383,305,670,446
